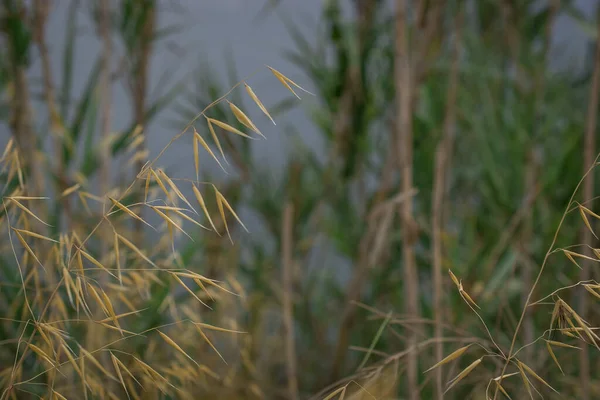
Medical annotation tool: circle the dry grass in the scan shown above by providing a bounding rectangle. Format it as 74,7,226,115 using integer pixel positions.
315,154,600,400
0,66,306,400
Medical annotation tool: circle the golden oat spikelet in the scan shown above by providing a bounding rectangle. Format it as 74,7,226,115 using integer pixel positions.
244,82,276,126
227,100,265,139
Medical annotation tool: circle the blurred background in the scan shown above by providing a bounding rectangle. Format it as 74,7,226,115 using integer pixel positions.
2,0,600,399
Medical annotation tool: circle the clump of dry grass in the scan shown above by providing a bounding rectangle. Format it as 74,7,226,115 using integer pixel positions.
0,66,308,399
314,156,600,399
314,156,600,400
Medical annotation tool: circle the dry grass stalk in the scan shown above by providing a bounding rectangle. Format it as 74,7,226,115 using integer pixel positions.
32,0,71,228
281,203,298,400
491,153,600,400
98,0,112,200
395,0,420,397
577,5,600,398
431,6,463,398
0,63,301,398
